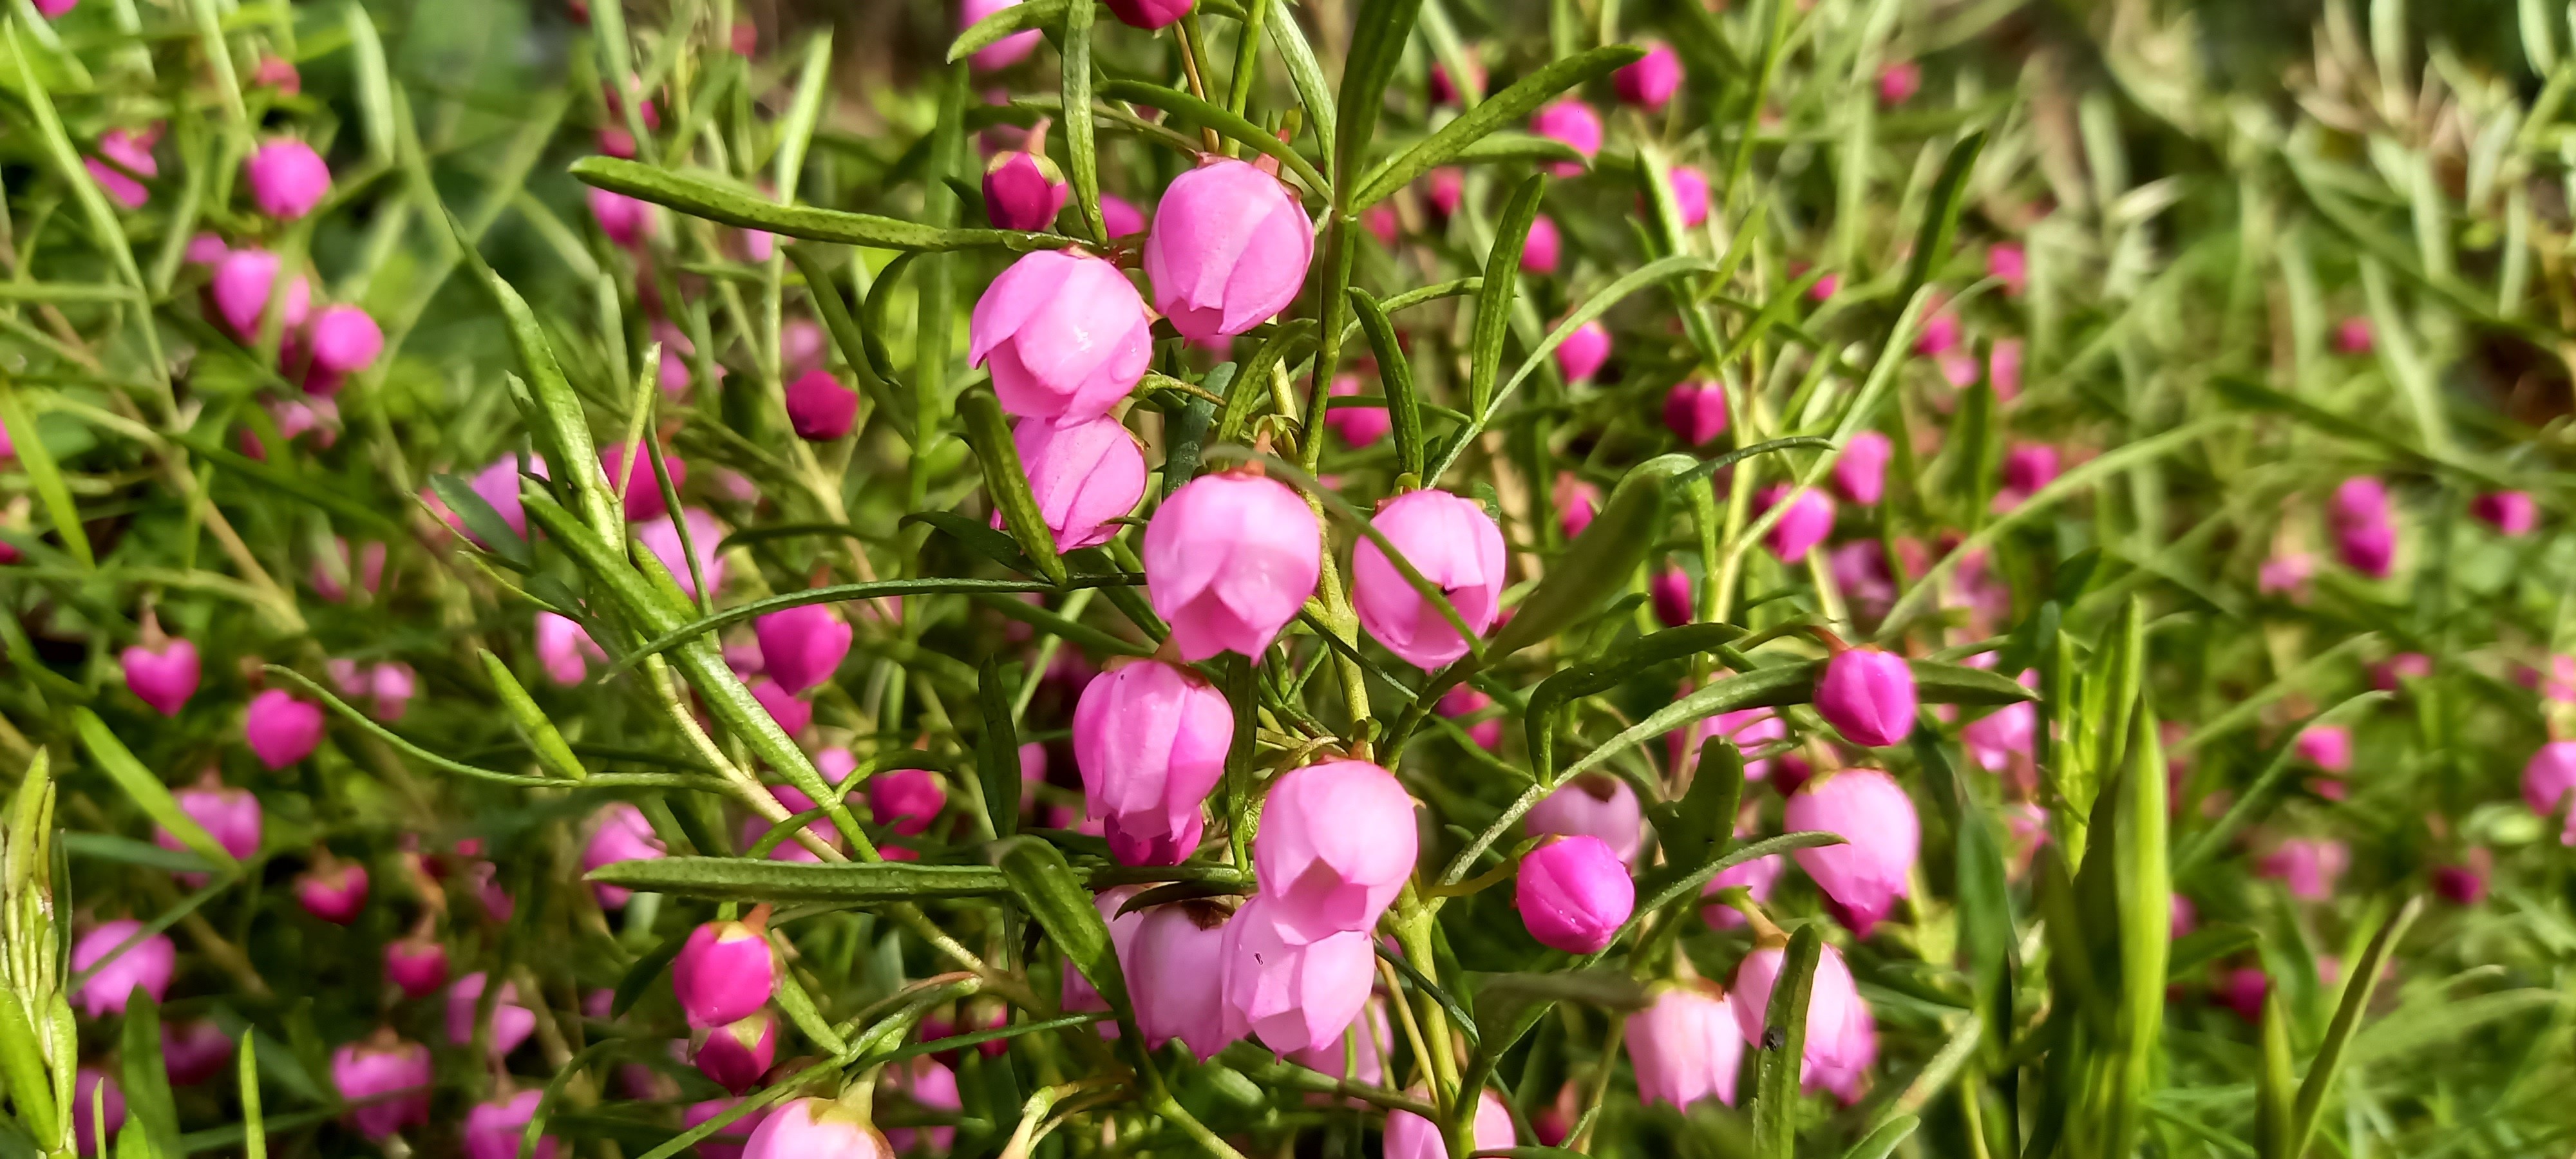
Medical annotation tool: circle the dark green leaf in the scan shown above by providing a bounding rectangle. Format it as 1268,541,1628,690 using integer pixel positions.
611,930,686,1019
0,378,89,567
73,709,236,871
1526,622,1747,780
585,857,1015,903
998,837,1132,1016
1331,0,1428,194
960,387,1069,586
1899,131,1987,305
1647,739,1745,876
1491,454,1696,658
1345,288,1424,478
428,471,531,567
118,990,181,1159
2289,898,2423,1153
1750,925,1823,1159
1467,176,1546,422
978,661,1022,838
572,157,1068,252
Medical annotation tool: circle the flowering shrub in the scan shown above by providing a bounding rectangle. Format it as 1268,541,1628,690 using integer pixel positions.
0,0,2569,1156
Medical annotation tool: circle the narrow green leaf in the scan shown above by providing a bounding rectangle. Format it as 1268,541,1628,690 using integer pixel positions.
1345,288,1424,478
59,833,213,875
428,471,531,567
263,667,596,790
1060,1,1106,242
0,377,90,567
118,991,180,1159
949,0,1069,62
343,3,395,165
773,32,834,203
611,930,685,1019
1527,622,1747,781
2255,986,2296,1158
1468,176,1546,422
1265,0,1335,160
445,216,618,543
1331,0,1430,195
998,837,1133,1017
480,650,585,781
585,858,1014,904
608,577,1095,675
1217,319,1314,446
960,388,1070,585
1350,45,1643,209
1899,131,1988,304
2289,897,2423,1153
237,1032,263,1159
978,660,1022,838
784,245,900,426
1750,925,1823,1159
572,157,1068,252
901,511,1042,576
1841,1115,1920,1159
1646,739,1745,874
974,592,1152,658
0,994,58,1149
71,709,235,871
1098,80,1327,198
164,429,401,536
1490,454,1696,658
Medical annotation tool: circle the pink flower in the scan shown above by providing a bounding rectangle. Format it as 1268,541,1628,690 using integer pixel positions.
1962,698,2035,775
881,1058,961,1154
1219,896,1376,1053
2001,444,2060,498
384,930,450,998
1324,374,1392,447
673,914,777,1028
2433,852,2490,906
1786,769,1918,935
1700,845,1784,930
786,370,858,441
982,149,1067,231
1074,659,1232,866
2334,317,2374,355
1627,986,1744,1109
245,688,325,769
1522,215,1563,274
1437,684,1502,750
687,1098,770,1159
750,678,811,735
1425,167,1464,218
246,138,330,218
1555,473,1601,538
1756,484,1836,562
1663,380,1728,446
961,0,1040,71
1731,939,1877,1103
869,768,946,838
2372,652,2432,690
694,1011,778,1095
1530,99,1603,177
464,1090,560,1159
1988,243,2027,296
1815,648,1916,748
1387,1089,1516,1159
1352,489,1506,669
87,126,160,209
1828,431,1893,507
1528,775,1643,865
306,305,383,381
1122,901,1240,1059
298,860,369,925
1555,319,1612,381
2526,740,2576,843
1142,158,1314,344
584,803,667,909
2337,522,2396,578
600,440,686,522
1914,311,1960,356
536,612,602,684
122,637,200,716
331,1036,431,1140
756,604,851,694
1876,61,1921,106
1990,339,2025,401
1253,760,1417,941
251,55,300,92
34,0,75,17
162,1020,235,1086
1101,193,1148,238
211,249,312,341
1516,835,1634,953
1615,41,1683,110
971,250,1151,419
73,1069,122,1156
742,1097,893,1159
637,507,728,597
2474,491,2539,536
1430,60,1484,106
589,187,653,247
1015,415,1147,551
2259,552,2315,596
72,919,175,1017
1144,472,1321,661
2295,725,2353,774
1664,166,1712,228
447,972,536,1057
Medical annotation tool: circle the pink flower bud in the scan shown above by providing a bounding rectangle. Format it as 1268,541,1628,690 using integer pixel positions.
1122,901,1240,1059
1352,489,1506,669
583,803,666,909
2333,316,2374,355
1732,939,1877,1102
185,232,230,267
1963,698,2035,774
1325,374,1392,447
1651,564,1694,627
1425,167,1464,218
1220,896,1376,1053
1835,431,1893,506
1530,99,1602,177
1914,311,1960,356
304,305,384,380
2259,552,2315,595
2433,853,2489,905
1626,985,1745,1109
589,187,653,248
1522,215,1562,274
2295,725,2353,774
245,688,325,769
2332,476,2391,529
1142,158,1314,344
2258,837,2348,900
971,250,1151,420
535,612,601,685
448,972,536,1057
746,677,811,736
87,127,160,209
384,934,450,999
1016,414,1148,551
332,1036,431,1140
882,1058,962,1154
1143,472,1320,661
245,138,329,218
688,1099,770,1159
1615,41,1683,110
368,662,415,721
1664,166,1711,227
1662,379,1728,446
2372,652,2432,690
1387,1089,1516,1159
1437,684,1502,749
1555,473,1601,538
162,1019,235,1086
211,249,312,341
695,1010,779,1095
71,920,174,1017
35,0,75,17
298,860,369,925
2526,740,2576,843
785,370,859,440
674,915,777,1028
1786,769,1919,935
1815,648,1915,748
868,767,947,839
755,604,851,695
1073,659,1232,866
961,0,1040,71
122,638,200,716
1700,845,1785,930
2338,520,2396,578
599,441,686,522
1516,834,1634,953
251,55,301,92
1554,318,1612,382
73,1068,122,1156
1876,61,1920,106
463,1090,559,1159
2474,490,2539,536
309,538,384,604
1526,775,1643,865
982,151,1067,231
1989,338,2025,400
638,508,728,598
1253,760,1417,940
1756,484,1836,562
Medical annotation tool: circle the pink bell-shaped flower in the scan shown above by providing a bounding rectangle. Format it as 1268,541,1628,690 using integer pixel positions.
2474,490,2539,536
1815,648,1916,748
2295,725,2353,774
1785,769,1919,935
583,802,667,909
298,857,370,925
1615,41,1683,110
2434,852,2490,905
983,149,1068,231
72,1068,122,1156
2257,837,2349,900
971,250,1152,420
589,187,653,248
1220,896,1376,1053
1530,99,1602,177
1664,167,1712,228
246,138,330,219
1352,489,1506,670
881,1057,962,1154
1555,473,1601,539
743,1097,891,1159
1700,844,1785,930
305,305,383,378
1652,564,1694,627
1324,374,1391,447
2000,444,2060,499
155,777,259,873
1101,193,1149,238
960,0,1039,71
1756,484,1835,562
120,637,200,716
868,768,946,838
464,1090,560,1159
447,972,536,1057
694,1010,779,1095
535,612,602,685
87,126,160,209
1073,659,1233,866
71,919,174,1017
1522,215,1563,274
211,249,312,341
2527,740,2576,843
35,1,78,22
1835,431,1893,506
384,932,450,999
1386,1089,1516,1159
1253,760,1417,941
1990,339,2025,400
1122,901,1241,1059
332,1034,431,1140
1963,697,2035,775
245,688,325,769
673,912,778,1028
687,1098,769,1159
1526,774,1643,865
638,507,728,598
1732,938,1877,1103
1627,985,1745,1109
755,604,851,694
162,1020,235,1086
1141,158,1314,344
1989,243,2028,296
1516,835,1635,953
600,442,686,522
1143,471,1321,661
1554,319,1611,381
1663,380,1728,446
1105,0,1193,29
1016,415,1148,551
1438,684,1503,750
785,370,858,441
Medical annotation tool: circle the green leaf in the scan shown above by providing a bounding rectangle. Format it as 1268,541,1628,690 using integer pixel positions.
784,245,903,433
949,0,1069,62
585,857,1014,903
571,157,1068,252
1097,81,1328,198
480,650,585,781
1217,319,1314,446
1916,729,2013,1061
1265,0,1336,160
1750,925,1823,1159
1841,1115,1920,1159
446,215,619,543
1473,970,1650,1048
1350,45,1643,209
1526,622,1747,781
607,577,1089,675
0,377,90,567
117,991,180,1159
1490,454,1696,659
2289,897,2423,1154
1466,176,1546,423
902,511,1041,576
998,837,1132,1017
1647,739,1745,876
1556,662,1815,783
1899,131,1988,305
1345,288,1424,478
611,928,685,1019
773,32,835,203
428,471,531,567
163,429,401,537
1059,1,1106,243
71,709,236,871
236,1032,263,1159
978,660,1022,838
343,3,396,165
2255,986,2296,1159
960,388,1069,586
972,592,1153,658
263,667,598,790
0,994,58,1149
1330,0,1428,196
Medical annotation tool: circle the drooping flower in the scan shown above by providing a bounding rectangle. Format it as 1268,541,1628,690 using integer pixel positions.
785,370,860,441
2257,836,2349,901
1756,484,1835,562
1555,319,1612,382
297,857,370,925
1615,42,1683,111
960,0,1040,71
2474,491,2539,536
1141,158,1314,344
1324,375,1392,448
1219,896,1376,1053
970,250,1153,420
1627,985,1745,1109
583,803,667,909
1814,648,1917,748
1385,1089,1517,1159
672,912,778,1028
162,1020,235,1086
87,126,160,209
1663,380,1728,446
1835,431,1893,506
755,603,851,694
1732,939,1877,1103
1522,215,1563,274
1525,775,1643,865
694,1011,778,1095
1142,472,1321,662
330,1034,431,1140
1253,760,1417,941
446,972,536,1057
1014,415,1148,551
637,507,729,598
983,149,1068,231
463,1090,560,1159
740,1097,893,1159
384,932,450,999
1122,901,1240,1059
1351,489,1506,670
71,920,175,1017
1785,769,1919,936
245,689,325,769
1073,659,1233,866
1530,99,1603,177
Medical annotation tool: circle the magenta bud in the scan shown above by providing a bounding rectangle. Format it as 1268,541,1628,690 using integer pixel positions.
2218,966,2269,1022
1425,167,1464,218
1437,684,1503,750
73,1069,123,1156
535,612,601,685
448,972,536,1057
971,250,1151,420
961,0,1040,71
464,1090,560,1159
687,1098,770,1159
305,305,383,377
2433,855,2488,906
749,677,811,735
600,442,685,522
1324,374,1392,448
1615,41,1683,110
2337,520,2396,578
1626,985,1745,1109
589,187,653,248
1253,760,1418,941
35,0,74,17
674,916,778,1028
1963,697,2036,774
1526,775,1643,865
584,803,667,909
2331,476,2391,529
1876,60,1921,106
748,1098,895,1159
1387,1089,1517,1159
785,370,859,440
1219,896,1376,1053
1430,60,1484,106
332,1036,432,1140
71,920,174,1017
87,127,159,209
638,508,728,598
1914,312,1960,356
1834,431,1893,506
1991,339,2025,400
245,138,330,219
2295,725,2353,774
2334,316,2374,354
2474,490,2539,536
384,934,450,999
1555,473,1601,539
695,1010,779,1095
155,778,257,874
1554,318,1612,382
1731,940,1877,1103
1756,484,1837,562
2526,740,2576,843
162,1020,235,1086
245,689,325,769
755,604,851,695
2001,444,2060,496
298,860,370,925
1530,99,1602,177
982,150,1068,231
1785,769,1919,936
1015,414,1148,551
1143,472,1321,661
1651,564,1693,628
1352,489,1506,670
2372,652,2432,690
1662,379,1728,446
881,1059,963,1154
1074,659,1233,867
1142,158,1314,344
1122,901,1240,1059
1663,166,1711,228
1815,648,1916,748
867,767,947,841
1103,0,1193,28
1515,835,1635,954
1989,243,2028,296
2257,837,2348,900
1101,193,1148,238
211,249,312,341
1522,215,1562,274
